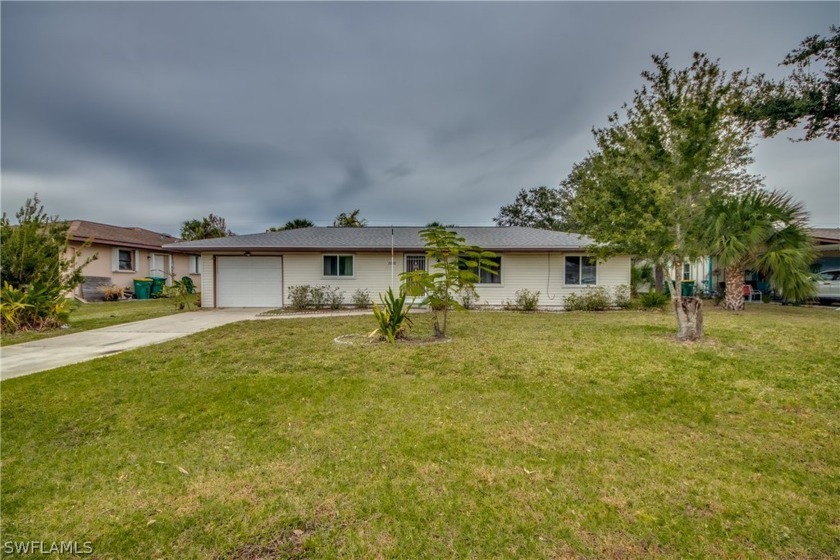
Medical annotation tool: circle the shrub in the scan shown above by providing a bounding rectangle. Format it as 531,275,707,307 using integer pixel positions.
287,285,344,310
613,285,632,309
352,288,372,308
640,289,669,309
370,287,414,344
308,286,327,309
515,289,541,312
100,285,126,302
458,285,479,310
0,195,95,333
325,286,345,310
564,287,611,311
287,285,311,309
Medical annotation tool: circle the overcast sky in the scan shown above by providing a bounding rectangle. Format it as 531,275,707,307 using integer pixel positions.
2,2,838,236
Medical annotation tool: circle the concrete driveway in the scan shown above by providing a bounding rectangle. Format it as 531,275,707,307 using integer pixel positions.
0,308,268,381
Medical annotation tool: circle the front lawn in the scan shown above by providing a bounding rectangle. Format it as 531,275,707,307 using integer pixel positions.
0,299,188,347
1,306,837,558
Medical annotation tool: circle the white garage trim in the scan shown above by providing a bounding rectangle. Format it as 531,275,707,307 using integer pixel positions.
215,256,283,308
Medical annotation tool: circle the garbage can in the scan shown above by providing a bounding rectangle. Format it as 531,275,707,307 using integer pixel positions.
150,277,166,297
133,278,153,300
681,280,696,297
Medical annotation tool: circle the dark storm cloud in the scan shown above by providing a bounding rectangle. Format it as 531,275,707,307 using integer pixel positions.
2,2,838,233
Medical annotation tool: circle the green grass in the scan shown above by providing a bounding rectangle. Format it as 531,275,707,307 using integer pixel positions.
0,299,187,347
1,306,838,558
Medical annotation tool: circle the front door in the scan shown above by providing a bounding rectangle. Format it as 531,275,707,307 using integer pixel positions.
151,254,170,283
404,254,427,296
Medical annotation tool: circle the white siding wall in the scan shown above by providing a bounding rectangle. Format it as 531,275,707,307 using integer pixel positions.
472,253,631,306
200,252,215,308
198,251,631,308
283,252,403,304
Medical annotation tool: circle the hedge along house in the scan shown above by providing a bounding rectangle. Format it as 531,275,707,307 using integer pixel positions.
163,227,631,309
66,220,201,301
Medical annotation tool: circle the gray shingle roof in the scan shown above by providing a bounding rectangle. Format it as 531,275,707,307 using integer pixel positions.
163,226,594,252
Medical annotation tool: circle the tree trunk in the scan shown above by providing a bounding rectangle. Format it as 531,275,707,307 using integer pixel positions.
722,265,745,311
673,296,704,341
654,264,664,292
432,312,443,338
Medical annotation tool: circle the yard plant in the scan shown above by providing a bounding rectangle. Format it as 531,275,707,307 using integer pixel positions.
1,306,837,558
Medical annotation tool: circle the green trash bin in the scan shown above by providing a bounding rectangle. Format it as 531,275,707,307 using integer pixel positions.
150,277,166,297
681,281,695,297
133,278,153,300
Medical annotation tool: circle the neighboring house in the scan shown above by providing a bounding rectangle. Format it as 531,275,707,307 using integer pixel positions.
67,220,201,300
811,228,840,272
163,226,631,308
682,228,840,297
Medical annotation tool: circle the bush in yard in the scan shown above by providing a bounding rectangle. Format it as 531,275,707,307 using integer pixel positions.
325,286,345,310
457,285,479,310
352,288,372,308
510,289,540,312
0,195,95,333
640,289,669,310
287,285,312,309
613,285,632,309
564,287,611,311
370,287,413,344
100,285,126,302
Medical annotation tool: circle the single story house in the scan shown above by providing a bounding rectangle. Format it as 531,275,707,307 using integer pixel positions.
67,220,201,300
163,226,631,308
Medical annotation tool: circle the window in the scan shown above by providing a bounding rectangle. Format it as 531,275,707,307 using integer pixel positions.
683,262,691,281
113,248,137,272
189,255,202,275
323,255,354,277
565,256,597,285
477,256,502,284
459,256,502,284
405,255,427,296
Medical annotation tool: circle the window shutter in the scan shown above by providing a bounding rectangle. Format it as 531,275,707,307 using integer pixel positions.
135,250,141,273
112,248,119,272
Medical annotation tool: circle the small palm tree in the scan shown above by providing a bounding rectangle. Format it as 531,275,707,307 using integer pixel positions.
698,190,816,310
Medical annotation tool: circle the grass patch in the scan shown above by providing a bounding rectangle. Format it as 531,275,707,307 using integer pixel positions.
0,299,187,347
1,306,838,558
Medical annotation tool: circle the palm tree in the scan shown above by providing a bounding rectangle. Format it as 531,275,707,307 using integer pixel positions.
180,214,232,240
333,209,367,227
267,218,314,232
698,190,816,310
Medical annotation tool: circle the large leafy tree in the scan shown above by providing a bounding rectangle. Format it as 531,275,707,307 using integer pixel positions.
0,195,95,332
267,218,314,232
180,214,233,240
745,25,839,141
333,209,367,227
494,186,571,230
696,190,816,310
565,53,760,340
400,226,497,338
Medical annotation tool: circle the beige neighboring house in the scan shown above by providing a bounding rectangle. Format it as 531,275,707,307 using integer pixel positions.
67,220,201,301
164,226,631,309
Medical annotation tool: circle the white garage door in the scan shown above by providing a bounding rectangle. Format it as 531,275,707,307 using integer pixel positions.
216,256,283,307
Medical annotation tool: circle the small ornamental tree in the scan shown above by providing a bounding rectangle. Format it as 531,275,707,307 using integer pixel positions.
0,194,95,332
400,226,497,338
